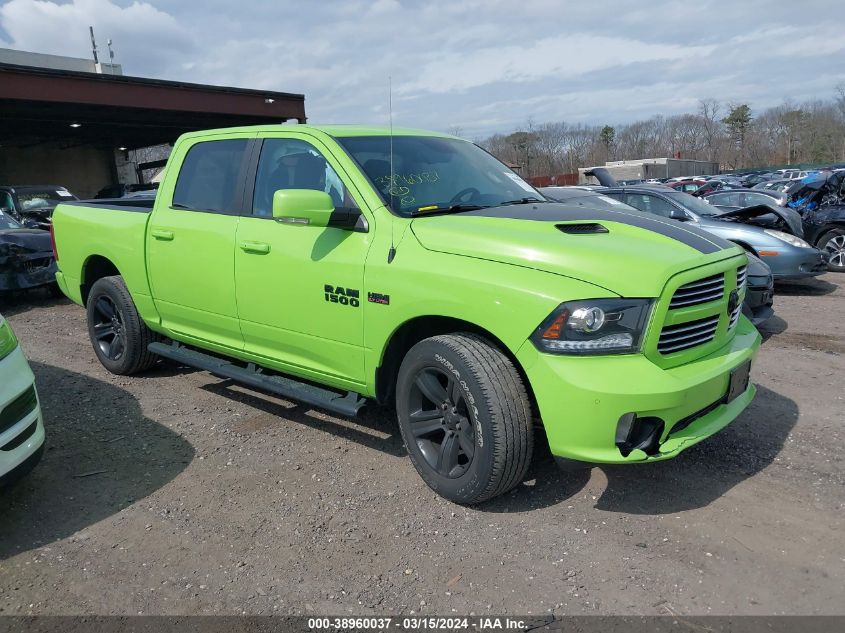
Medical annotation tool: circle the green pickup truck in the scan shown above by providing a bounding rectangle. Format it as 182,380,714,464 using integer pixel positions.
52,125,760,503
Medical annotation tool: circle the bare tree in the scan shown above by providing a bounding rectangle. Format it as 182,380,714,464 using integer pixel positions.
698,99,722,163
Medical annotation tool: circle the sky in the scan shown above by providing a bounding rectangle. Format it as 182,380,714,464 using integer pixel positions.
1,0,844,138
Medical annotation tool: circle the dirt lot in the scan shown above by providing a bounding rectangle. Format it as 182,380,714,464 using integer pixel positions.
1,274,843,616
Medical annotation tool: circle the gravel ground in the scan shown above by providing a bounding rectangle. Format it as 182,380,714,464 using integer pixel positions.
0,274,843,616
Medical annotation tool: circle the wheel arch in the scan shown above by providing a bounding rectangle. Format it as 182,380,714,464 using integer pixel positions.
374,315,536,411
80,255,121,305
729,239,757,255
815,223,845,246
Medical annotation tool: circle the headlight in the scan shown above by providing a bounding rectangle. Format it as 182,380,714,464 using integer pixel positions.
0,317,19,361
531,299,653,355
764,229,810,248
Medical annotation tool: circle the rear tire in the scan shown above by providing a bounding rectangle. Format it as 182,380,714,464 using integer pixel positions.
396,333,533,504
817,229,845,272
86,275,159,375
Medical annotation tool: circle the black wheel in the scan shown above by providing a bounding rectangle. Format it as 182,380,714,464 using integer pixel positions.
396,333,533,504
86,275,159,375
818,229,845,272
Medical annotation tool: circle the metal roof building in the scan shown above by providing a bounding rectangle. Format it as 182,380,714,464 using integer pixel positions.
0,48,306,197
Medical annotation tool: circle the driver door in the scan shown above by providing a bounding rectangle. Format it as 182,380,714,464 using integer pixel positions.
234,134,373,386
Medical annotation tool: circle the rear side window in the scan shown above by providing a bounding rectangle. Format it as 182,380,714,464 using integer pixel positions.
621,193,675,217
173,139,249,213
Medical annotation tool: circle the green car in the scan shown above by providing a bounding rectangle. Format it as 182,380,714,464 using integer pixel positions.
51,125,759,504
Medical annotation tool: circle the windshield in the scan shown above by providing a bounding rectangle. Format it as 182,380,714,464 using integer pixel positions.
17,188,74,210
337,135,542,216
665,191,720,217
0,209,22,230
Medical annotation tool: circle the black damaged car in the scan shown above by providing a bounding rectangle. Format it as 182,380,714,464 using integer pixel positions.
0,209,58,294
0,185,77,230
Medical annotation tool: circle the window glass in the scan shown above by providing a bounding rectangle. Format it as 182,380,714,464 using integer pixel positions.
337,135,541,216
252,138,357,217
16,188,74,209
621,193,675,217
745,193,771,206
0,192,14,212
713,192,740,206
0,207,21,230
173,139,249,213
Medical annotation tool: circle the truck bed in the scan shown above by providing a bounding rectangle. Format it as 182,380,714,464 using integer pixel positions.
51,199,154,307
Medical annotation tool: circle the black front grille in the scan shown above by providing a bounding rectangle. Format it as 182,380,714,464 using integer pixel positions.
0,385,38,435
669,399,723,436
0,421,37,451
658,316,720,354
22,258,51,273
669,273,725,309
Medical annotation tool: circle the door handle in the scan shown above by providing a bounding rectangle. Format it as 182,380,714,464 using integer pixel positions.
151,229,174,241
239,241,270,254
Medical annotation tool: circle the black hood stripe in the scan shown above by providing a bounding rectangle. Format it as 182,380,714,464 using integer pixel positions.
464,203,734,254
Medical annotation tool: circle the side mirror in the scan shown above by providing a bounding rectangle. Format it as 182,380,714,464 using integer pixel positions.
272,189,334,227
668,208,689,221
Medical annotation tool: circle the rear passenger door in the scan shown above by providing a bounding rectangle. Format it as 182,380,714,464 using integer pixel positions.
146,135,253,350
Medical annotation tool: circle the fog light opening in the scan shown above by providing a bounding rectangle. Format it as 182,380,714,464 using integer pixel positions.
615,413,664,457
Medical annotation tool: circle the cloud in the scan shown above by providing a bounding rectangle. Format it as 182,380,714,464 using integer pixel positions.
0,0,843,138
0,0,193,74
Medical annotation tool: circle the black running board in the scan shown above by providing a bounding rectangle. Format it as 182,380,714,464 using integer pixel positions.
148,341,366,417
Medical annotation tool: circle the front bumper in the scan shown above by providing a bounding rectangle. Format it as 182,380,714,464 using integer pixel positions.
0,257,57,291
761,246,827,279
744,276,775,326
518,316,760,464
0,346,46,485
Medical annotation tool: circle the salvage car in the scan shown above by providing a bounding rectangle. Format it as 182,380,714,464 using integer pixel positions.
0,312,45,488
541,186,775,326
597,185,826,279
702,189,787,213
52,125,760,504
0,185,77,230
0,209,59,294
787,170,845,271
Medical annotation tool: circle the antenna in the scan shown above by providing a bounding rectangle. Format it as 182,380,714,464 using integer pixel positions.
107,38,115,73
387,75,397,264
389,75,395,211
89,26,99,64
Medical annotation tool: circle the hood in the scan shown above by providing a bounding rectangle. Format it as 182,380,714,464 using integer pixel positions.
410,203,741,297
0,228,52,252
585,167,618,187
713,204,803,238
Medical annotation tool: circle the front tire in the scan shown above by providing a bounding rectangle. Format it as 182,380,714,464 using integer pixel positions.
818,229,845,272
86,275,159,375
396,333,533,504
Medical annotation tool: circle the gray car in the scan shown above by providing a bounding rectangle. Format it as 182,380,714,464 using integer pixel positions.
597,186,827,280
